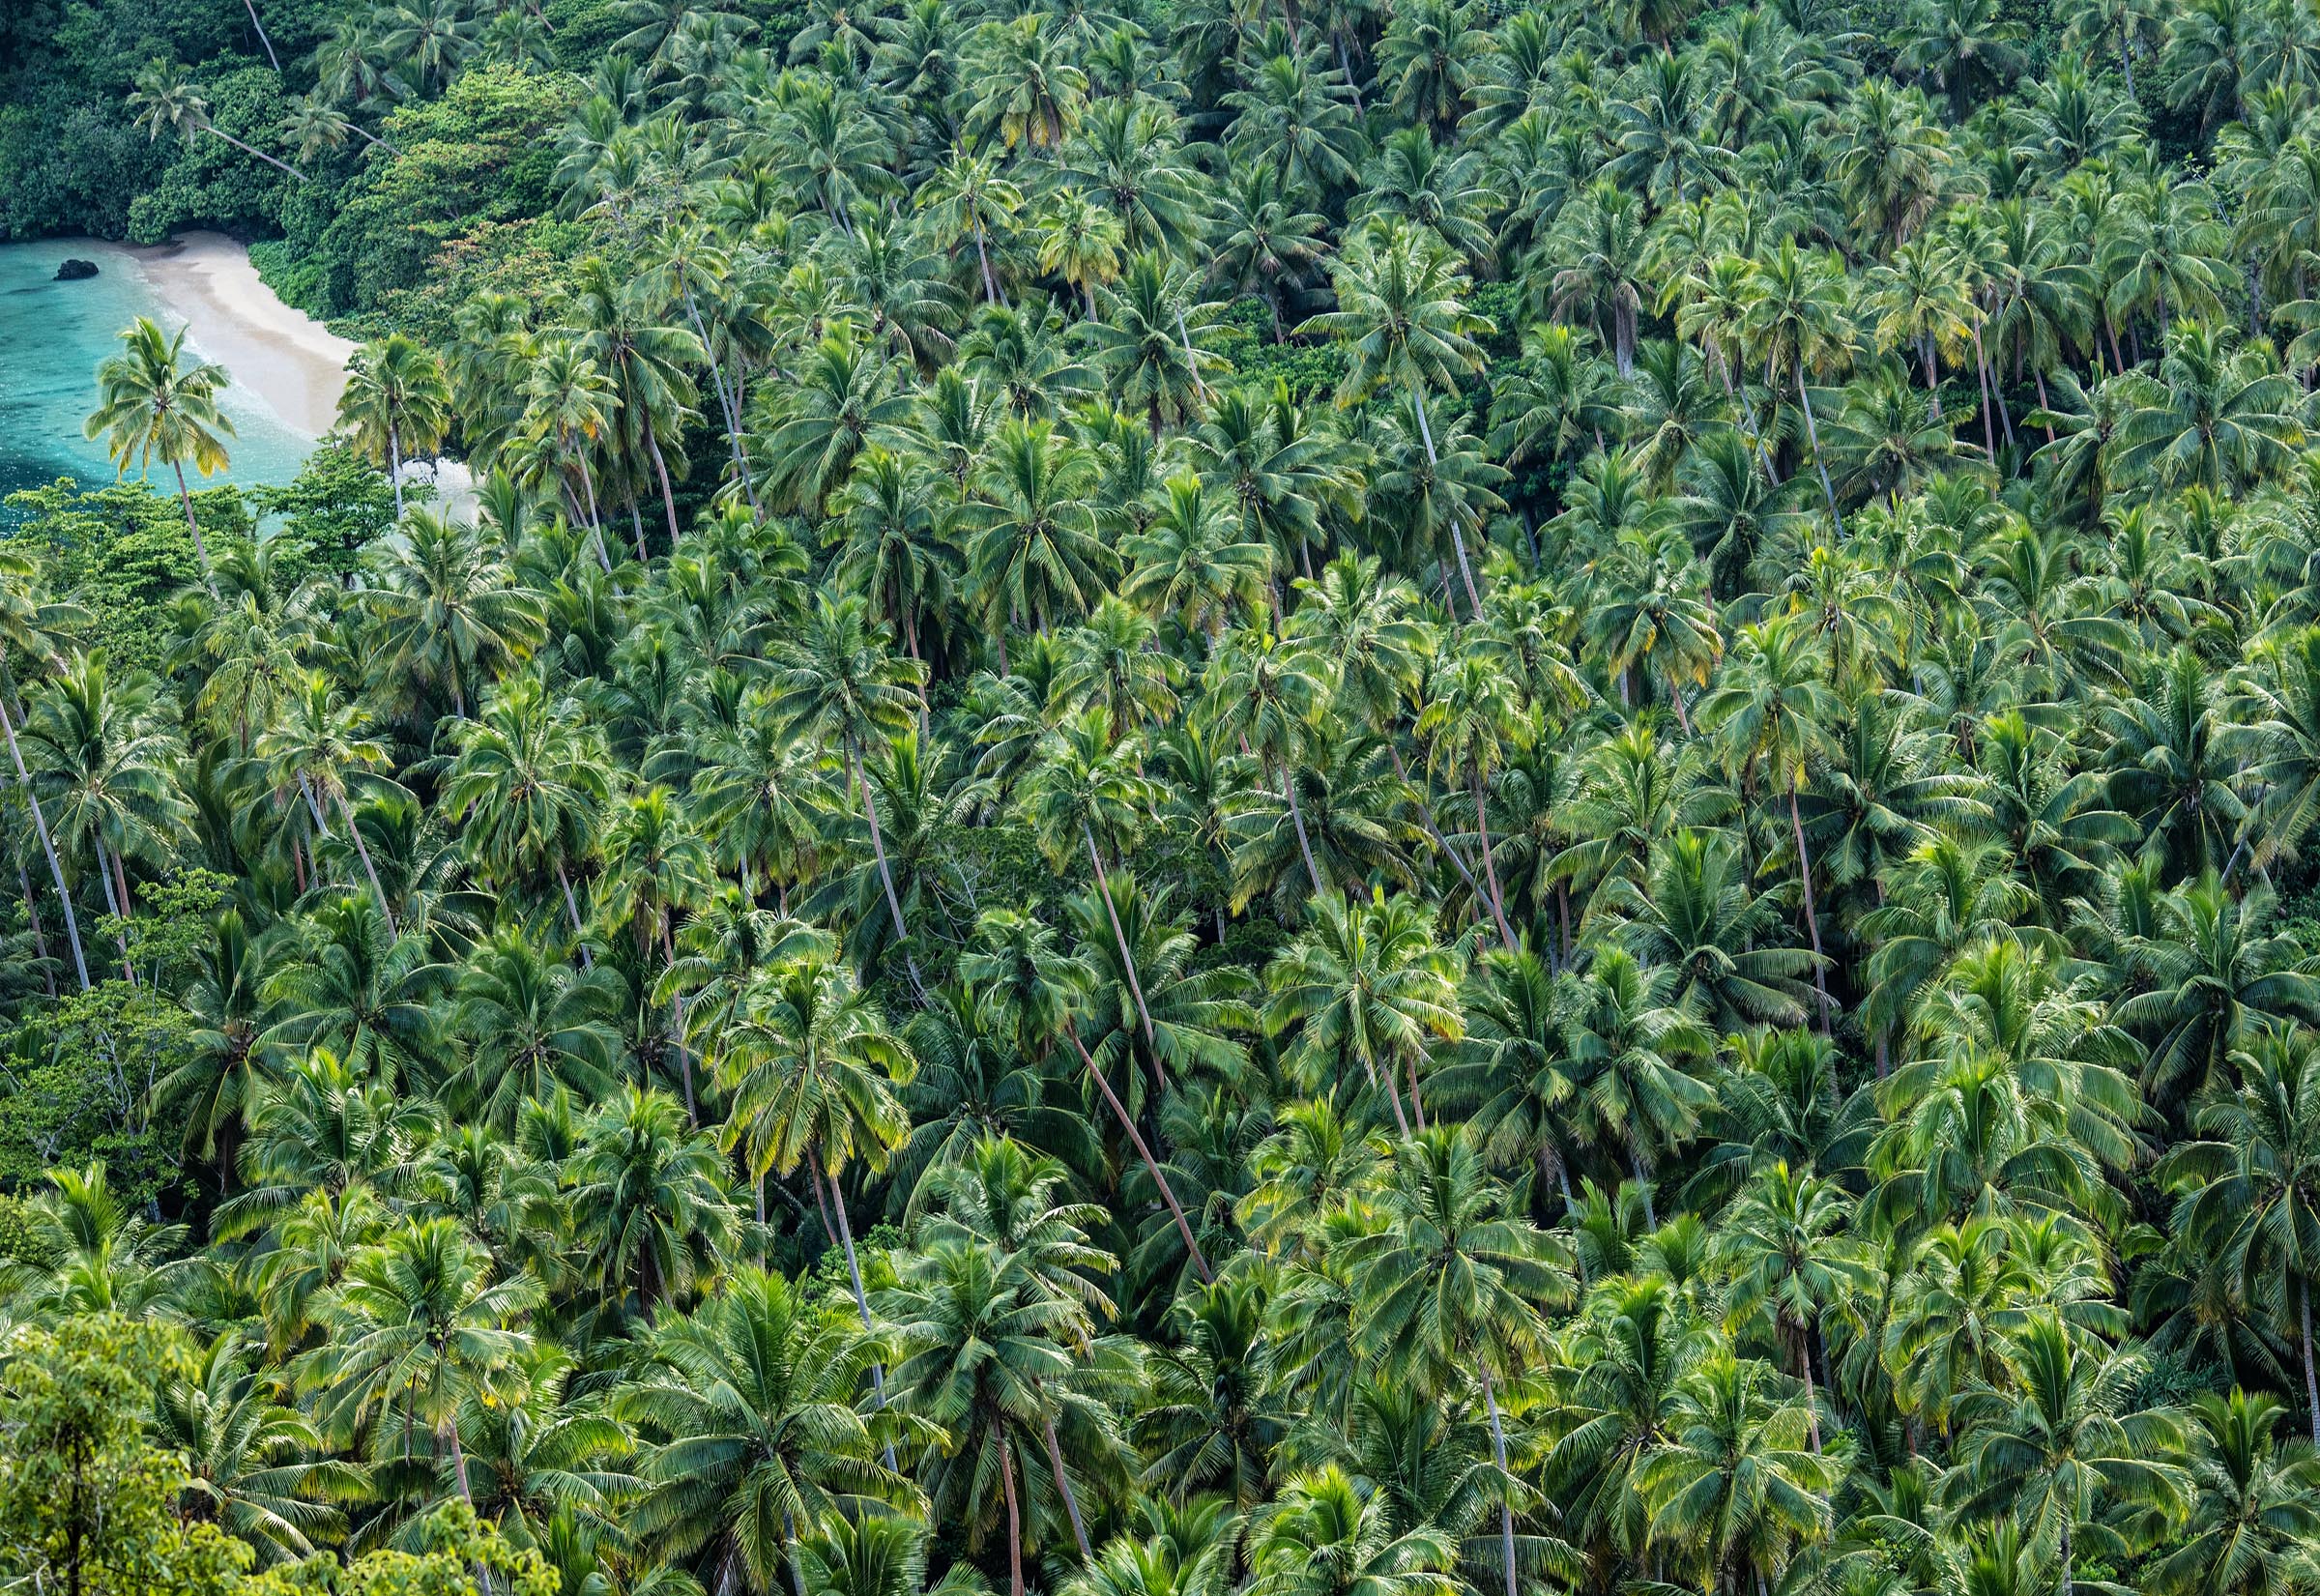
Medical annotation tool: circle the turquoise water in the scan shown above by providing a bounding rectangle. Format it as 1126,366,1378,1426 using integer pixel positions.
0,239,315,514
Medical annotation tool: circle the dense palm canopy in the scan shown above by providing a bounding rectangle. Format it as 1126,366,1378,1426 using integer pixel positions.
31,0,2320,1594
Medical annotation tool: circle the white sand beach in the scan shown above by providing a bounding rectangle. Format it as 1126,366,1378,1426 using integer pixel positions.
118,231,354,438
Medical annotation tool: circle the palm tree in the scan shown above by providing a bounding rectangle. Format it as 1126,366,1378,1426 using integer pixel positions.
84,317,236,579
441,675,609,959
1744,241,1855,531
255,671,401,931
717,948,912,1371
1247,1465,1460,1596
0,547,91,990
1023,709,1163,1042
310,1216,541,1504
1695,614,1843,1031
568,1084,737,1315
1342,1127,1572,1596
621,1267,910,1595
155,1329,360,1566
1263,890,1464,1137
127,59,306,182
768,594,927,971
962,908,1213,1282
2108,322,2306,491
1714,1161,1870,1450
338,334,452,524
448,931,624,1129
2148,1389,2320,1596
1301,221,1494,615
1949,1316,2187,1596
1081,252,1225,439
572,256,705,549
2159,1029,2320,1440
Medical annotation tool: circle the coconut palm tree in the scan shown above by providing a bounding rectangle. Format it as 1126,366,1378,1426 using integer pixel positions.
338,335,452,524
84,318,236,580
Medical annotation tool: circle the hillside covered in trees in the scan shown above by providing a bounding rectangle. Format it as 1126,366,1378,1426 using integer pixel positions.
15,0,2320,1594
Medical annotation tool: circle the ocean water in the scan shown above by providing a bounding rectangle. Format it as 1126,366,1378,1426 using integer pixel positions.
0,239,316,516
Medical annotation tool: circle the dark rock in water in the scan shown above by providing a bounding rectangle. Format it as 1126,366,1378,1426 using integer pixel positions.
53,258,99,281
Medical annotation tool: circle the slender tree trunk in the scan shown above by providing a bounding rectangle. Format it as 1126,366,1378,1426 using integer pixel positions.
2034,365,2056,443
1796,1313,1822,1452
17,860,54,999
1043,1408,1093,1561
1276,761,1330,902
573,449,614,572
2304,1276,2318,1443
1065,1028,1212,1281
388,424,406,522
826,1159,901,1469
446,1421,474,1503
974,222,1000,305
1473,774,1519,951
202,124,305,181
1337,36,1364,111
660,919,692,1120
335,792,396,934
242,0,280,69
1920,336,1941,418
1411,388,1485,617
681,288,761,514
97,835,136,984
2120,26,2136,100
998,1420,1025,1596
850,744,923,999
1479,1362,1520,1596
2060,1515,2072,1596
0,697,89,990
557,862,593,969
1792,366,1842,537
170,460,218,589
1789,776,1833,1033
648,428,682,548
1086,824,1155,1046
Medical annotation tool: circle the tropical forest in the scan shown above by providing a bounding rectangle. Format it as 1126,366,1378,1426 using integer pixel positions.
9,0,2320,1594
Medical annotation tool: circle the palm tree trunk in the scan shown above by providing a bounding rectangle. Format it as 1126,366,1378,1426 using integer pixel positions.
2059,1515,2072,1596
1970,327,1997,460
974,222,1000,306
1410,388,1485,618
1788,776,1833,1033
1920,335,1941,418
849,743,918,990
1479,1362,1520,1596
1085,823,1155,1046
679,286,761,514
1065,1028,1212,1281
557,862,593,969
2304,1275,2318,1443
648,428,682,548
1795,1313,1822,1452
200,124,305,181
169,459,217,586
1973,318,2015,450
1791,366,1842,537
659,919,693,1120
0,697,89,990
446,1419,475,1502
574,447,613,571
241,0,280,69
17,859,53,1000
334,792,396,934
2119,25,2136,100
1472,773,1519,952
388,424,405,522
998,1419,1025,1596
1279,763,1327,900
1043,1408,1093,1561
825,1159,902,1469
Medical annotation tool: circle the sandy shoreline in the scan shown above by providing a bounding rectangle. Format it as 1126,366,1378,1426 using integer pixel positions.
93,232,354,439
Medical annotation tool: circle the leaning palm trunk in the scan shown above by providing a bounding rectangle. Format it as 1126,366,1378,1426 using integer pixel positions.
169,460,218,593
848,743,923,1006
1410,388,1485,618
1064,1028,1212,1282
1472,773,1519,952
1788,775,1833,1033
1085,823,1155,1046
387,421,405,522
824,1159,901,1470
647,428,682,548
334,792,396,934
0,697,89,989
201,123,305,182
241,0,280,69
1043,1406,1093,1561
1479,1363,1520,1596
1791,366,1842,537
556,862,593,969
1280,764,1327,899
